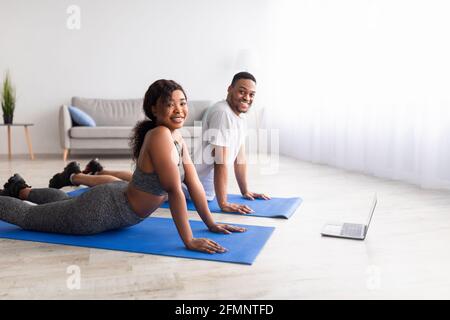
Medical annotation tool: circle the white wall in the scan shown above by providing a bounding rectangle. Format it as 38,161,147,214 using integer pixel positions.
268,0,450,143
0,0,270,154
266,0,450,189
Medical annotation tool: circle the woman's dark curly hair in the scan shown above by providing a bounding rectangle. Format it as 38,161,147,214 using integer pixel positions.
130,79,187,160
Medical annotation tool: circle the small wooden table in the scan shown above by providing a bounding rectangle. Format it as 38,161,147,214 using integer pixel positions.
0,123,35,160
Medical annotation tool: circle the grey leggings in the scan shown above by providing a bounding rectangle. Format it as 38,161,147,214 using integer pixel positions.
0,181,144,235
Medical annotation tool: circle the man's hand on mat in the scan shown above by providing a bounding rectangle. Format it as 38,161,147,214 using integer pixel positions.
209,223,247,234
243,191,271,201
187,238,227,254
220,202,254,214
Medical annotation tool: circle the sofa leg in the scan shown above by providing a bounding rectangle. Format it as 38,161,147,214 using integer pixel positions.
63,149,69,162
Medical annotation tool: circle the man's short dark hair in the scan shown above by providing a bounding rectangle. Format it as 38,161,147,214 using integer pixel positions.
231,72,257,86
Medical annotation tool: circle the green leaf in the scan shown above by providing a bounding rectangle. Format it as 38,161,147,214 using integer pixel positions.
1,71,16,116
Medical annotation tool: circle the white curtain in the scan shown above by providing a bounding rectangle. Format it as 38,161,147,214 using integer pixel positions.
266,0,450,189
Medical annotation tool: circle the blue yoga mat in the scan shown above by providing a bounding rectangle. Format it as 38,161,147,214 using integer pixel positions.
161,194,302,219
67,188,91,197
0,217,274,265
67,188,302,219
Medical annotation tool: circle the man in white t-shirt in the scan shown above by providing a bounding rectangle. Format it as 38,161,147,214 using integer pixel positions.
191,72,270,214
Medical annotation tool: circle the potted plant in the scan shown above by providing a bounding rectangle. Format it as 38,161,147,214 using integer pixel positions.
2,72,16,124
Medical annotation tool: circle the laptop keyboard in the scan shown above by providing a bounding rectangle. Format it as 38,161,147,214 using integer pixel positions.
341,223,364,237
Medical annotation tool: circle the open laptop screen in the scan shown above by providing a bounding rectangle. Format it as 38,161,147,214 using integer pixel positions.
366,194,378,230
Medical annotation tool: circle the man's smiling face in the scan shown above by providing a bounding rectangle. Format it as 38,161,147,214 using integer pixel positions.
227,79,256,115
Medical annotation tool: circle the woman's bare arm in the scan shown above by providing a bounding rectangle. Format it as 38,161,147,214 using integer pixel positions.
181,138,246,235
148,127,228,253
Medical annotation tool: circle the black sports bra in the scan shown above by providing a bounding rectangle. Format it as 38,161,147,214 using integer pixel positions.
131,140,184,196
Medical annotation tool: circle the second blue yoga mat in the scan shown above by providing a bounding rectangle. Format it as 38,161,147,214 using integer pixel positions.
160,195,302,219
67,188,302,219
0,217,274,265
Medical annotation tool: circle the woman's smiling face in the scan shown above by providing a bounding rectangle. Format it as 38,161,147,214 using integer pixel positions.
152,89,188,131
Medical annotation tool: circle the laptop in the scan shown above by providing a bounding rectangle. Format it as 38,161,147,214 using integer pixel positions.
321,194,377,240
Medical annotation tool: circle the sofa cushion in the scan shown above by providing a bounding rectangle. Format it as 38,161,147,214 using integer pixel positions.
70,126,132,139
178,126,202,138
70,126,202,139
72,97,144,126
184,100,213,126
70,97,213,127
68,106,96,127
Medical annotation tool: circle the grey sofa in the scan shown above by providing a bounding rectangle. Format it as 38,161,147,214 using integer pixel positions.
59,96,212,160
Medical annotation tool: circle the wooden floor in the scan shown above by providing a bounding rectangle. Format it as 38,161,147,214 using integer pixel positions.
1,154,450,299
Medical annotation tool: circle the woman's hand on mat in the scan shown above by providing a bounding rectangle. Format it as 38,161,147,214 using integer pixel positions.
220,202,254,214
243,191,271,201
209,223,247,234
187,238,227,254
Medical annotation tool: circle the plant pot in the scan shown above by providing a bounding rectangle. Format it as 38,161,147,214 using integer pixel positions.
3,114,13,124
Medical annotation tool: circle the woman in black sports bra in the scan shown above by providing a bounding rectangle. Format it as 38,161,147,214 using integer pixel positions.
0,80,246,254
